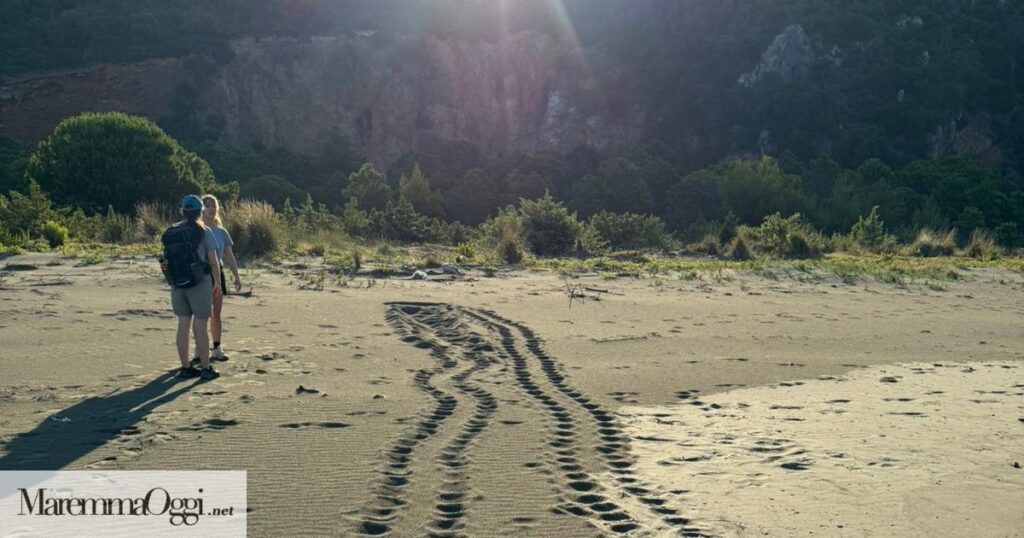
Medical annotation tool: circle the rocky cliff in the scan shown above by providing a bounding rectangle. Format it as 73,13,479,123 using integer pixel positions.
0,59,185,147
0,32,644,168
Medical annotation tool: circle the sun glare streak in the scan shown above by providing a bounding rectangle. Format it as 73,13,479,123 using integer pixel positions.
544,0,592,79
498,0,510,38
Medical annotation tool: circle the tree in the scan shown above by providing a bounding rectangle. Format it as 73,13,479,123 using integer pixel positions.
342,163,391,211
715,157,810,225
0,180,57,235
380,195,429,242
24,112,234,214
240,174,304,208
666,157,809,230
443,168,502,225
398,165,445,219
501,169,552,206
518,192,580,256
339,197,372,237
663,171,721,232
0,136,28,195
850,206,886,249
571,157,653,217
803,153,842,200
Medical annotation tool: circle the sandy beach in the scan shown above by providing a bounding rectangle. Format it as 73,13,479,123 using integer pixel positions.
1,252,1022,537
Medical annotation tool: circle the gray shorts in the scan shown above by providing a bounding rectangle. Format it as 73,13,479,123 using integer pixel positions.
170,276,213,318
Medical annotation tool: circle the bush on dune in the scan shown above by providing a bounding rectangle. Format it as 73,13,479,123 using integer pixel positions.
223,200,281,259
480,206,527,264
519,193,579,257
587,210,671,251
904,229,957,257
963,229,1002,260
726,233,753,260
755,213,821,259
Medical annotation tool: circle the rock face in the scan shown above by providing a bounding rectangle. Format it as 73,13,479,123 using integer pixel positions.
738,25,816,87
0,59,186,145
0,32,644,168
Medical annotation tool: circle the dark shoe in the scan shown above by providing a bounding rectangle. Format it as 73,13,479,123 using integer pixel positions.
199,367,220,380
176,366,200,379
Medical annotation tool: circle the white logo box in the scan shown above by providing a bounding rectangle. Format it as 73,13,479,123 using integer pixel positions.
0,471,246,537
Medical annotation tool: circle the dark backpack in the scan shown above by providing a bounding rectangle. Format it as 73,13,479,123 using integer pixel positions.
160,222,207,288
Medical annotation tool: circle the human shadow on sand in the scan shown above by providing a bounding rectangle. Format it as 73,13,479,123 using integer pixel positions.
0,371,199,470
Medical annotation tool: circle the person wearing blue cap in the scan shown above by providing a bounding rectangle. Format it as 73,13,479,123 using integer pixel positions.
160,194,223,380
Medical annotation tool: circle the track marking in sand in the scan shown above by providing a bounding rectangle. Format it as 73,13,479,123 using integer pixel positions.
354,303,712,537
624,360,1024,537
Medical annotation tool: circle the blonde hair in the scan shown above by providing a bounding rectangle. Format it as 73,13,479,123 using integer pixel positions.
201,194,224,227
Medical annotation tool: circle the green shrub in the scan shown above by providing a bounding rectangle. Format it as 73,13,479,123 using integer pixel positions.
224,200,280,259
577,224,609,257
786,230,819,259
850,205,886,251
99,205,137,243
308,241,328,257
519,193,579,256
0,180,57,235
496,236,524,264
0,243,24,256
327,250,362,272
963,229,1002,260
380,196,428,242
755,212,820,258
587,210,671,250
40,220,68,248
904,229,957,257
726,234,753,260
718,212,740,244
63,208,101,242
481,206,527,264
686,233,721,256
134,201,174,239
994,222,1022,249
457,242,476,260
339,197,372,238
757,213,799,253
427,219,471,246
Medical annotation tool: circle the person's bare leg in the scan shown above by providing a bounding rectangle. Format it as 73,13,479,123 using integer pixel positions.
194,317,211,370
211,293,223,344
177,316,192,369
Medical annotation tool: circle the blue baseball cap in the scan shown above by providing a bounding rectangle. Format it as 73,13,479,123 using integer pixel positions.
180,194,203,212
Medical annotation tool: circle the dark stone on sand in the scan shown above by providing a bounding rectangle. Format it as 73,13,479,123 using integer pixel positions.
296,385,319,395
879,376,899,383
373,394,385,400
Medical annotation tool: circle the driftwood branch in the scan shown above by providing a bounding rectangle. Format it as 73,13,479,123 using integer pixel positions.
565,278,587,308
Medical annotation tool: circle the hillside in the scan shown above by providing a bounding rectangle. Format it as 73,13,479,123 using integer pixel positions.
1,1,1022,244
2,1,1021,173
